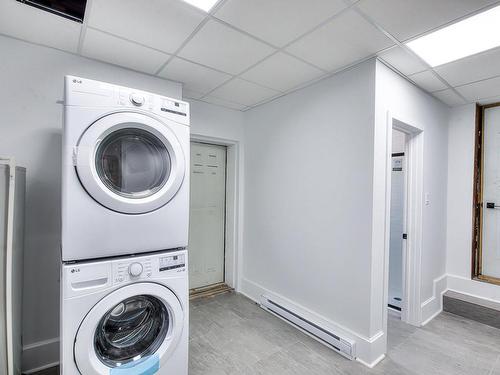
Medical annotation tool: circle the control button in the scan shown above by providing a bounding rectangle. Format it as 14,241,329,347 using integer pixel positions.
130,93,145,106
129,262,143,277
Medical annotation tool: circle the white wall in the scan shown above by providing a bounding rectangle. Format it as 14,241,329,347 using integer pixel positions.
0,35,184,372
241,60,380,364
446,104,500,301
375,61,449,329
188,99,244,142
186,99,245,290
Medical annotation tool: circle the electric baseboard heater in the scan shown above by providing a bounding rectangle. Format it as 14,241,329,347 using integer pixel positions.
260,295,356,360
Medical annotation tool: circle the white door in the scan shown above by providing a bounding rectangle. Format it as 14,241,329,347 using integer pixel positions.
389,155,405,309
189,142,226,289
481,106,500,278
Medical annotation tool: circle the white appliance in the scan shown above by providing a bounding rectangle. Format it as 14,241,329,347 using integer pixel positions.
62,76,190,261
60,249,188,375
0,158,25,375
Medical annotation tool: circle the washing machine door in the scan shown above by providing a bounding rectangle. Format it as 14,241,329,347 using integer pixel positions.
74,283,184,375
76,112,185,214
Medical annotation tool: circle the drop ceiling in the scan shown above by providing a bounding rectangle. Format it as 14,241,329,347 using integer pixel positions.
1,0,500,110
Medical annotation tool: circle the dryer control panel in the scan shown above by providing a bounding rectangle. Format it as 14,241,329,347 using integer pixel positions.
114,258,153,283
159,253,186,272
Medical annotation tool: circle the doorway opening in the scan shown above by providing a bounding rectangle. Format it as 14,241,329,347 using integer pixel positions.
388,129,406,313
384,117,424,328
188,142,228,297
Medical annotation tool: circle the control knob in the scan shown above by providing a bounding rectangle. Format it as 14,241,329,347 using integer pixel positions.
130,93,145,106
129,262,143,277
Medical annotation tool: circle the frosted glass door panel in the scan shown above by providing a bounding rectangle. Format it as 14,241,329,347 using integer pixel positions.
482,106,500,278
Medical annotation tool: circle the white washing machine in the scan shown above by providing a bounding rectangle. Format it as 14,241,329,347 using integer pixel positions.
60,249,188,375
62,76,190,261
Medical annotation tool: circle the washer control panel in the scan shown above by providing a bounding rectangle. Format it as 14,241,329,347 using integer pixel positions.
114,258,153,283
159,253,186,272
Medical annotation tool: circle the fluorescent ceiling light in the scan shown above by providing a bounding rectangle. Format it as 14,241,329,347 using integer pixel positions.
182,0,218,12
406,5,500,67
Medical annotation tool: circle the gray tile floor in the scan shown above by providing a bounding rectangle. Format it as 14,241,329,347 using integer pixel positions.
33,291,500,375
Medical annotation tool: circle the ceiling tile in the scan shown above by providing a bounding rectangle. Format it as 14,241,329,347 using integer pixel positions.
435,47,500,87
159,57,231,95
178,20,276,75
210,78,280,106
215,0,348,47
356,0,498,41
202,95,248,111
0,0,81,52
432,89,467,107
240,52,324,92
88,0,205,53
82,29,170,74
456,76,500,102
183,89,205,100
286,9,393,71
378,47,427,76
408,70,447,93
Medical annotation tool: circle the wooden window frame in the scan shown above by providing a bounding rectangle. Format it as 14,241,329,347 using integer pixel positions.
472,102,500,285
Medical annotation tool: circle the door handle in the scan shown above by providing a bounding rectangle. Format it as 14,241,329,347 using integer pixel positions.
486,202,500,209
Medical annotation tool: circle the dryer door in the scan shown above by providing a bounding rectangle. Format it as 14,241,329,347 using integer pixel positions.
74,283,184,375
76,112,186,214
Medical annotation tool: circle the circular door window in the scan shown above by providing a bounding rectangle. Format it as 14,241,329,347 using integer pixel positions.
94,295,168,367
95,128,171,199
75,283,185,375
76,112,186,214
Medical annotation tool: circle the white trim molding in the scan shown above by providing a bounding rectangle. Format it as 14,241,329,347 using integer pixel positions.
240,278,386,367
420,274,448,326
22,337,59,374
447,274,500,303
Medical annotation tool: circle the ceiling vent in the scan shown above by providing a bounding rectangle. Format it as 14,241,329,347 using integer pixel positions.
17,0,87,22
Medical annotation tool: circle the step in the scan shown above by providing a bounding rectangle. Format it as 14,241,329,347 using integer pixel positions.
443,290,500,329
189,283,233,300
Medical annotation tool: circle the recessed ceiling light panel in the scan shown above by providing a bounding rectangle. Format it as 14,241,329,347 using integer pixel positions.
406,5,500,67
182,0,219,12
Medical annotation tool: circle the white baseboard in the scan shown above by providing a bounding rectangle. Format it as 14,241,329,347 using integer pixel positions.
240,278,386,367
22,337,59,374
420,274,447,326
447,274,500,303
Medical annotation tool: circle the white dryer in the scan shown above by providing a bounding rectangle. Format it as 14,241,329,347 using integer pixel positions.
62,76,190,261
60,249,188,375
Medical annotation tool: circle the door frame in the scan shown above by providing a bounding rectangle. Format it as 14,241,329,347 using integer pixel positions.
472,102,500,285
190,134,242,290
384,113,424,326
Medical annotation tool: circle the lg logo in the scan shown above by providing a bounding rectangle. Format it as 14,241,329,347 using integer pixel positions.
72,79,82,84
71,268,81,274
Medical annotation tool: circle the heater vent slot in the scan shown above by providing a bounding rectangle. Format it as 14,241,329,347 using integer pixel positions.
260,296,356,360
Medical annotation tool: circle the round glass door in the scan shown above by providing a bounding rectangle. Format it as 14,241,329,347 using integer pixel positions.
75,112,186,214
94,295,169,367
95,128,171,199
74,283,185,375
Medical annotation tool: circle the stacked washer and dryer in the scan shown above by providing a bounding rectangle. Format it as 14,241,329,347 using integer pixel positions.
61,76,190,375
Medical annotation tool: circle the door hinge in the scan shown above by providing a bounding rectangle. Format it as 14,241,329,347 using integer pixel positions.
402,233,408,240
